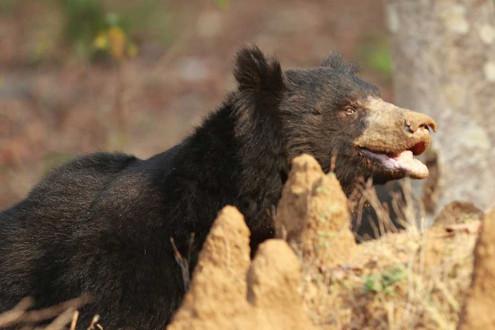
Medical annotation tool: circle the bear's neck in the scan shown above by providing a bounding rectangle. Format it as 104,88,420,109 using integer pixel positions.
183,98,288,248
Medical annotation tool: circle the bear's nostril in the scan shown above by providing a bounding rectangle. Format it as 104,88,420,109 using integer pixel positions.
404,119,414,133
420,123,433,133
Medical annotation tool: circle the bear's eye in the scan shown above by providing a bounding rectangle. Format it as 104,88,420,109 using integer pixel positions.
345,106,357,116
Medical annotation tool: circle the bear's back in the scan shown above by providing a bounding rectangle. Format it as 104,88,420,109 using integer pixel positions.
0,148,189,329
0,153,137,307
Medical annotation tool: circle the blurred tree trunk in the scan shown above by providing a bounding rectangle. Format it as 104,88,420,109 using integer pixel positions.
385,0,495,213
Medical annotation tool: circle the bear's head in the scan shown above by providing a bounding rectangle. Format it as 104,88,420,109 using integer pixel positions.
233,46,436,190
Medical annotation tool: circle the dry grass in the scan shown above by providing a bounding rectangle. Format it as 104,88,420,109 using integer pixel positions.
331,225,476,329
299,180,479,330
0,295,102,330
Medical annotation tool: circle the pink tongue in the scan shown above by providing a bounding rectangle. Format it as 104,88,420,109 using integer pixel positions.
393,150,429,179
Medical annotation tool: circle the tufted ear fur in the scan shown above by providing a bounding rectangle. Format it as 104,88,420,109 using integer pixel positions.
321,52,359,75
234,46,285,103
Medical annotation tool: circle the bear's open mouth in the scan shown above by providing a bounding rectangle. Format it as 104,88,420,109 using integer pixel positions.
360,141,429,179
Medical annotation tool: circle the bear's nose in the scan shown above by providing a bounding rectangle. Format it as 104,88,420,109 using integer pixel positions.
403,111,437,134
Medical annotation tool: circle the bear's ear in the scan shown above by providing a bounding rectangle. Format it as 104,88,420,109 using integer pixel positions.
234,46,285,98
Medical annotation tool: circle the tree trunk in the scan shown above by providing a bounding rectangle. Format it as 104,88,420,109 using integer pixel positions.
385,0,495,212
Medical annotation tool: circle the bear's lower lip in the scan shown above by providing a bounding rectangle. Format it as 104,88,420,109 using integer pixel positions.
360,148,429,179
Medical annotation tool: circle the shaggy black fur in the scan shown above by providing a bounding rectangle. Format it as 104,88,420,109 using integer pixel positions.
0,47,383,329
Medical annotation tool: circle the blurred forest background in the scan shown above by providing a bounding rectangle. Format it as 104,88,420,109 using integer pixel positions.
2,0,494,213
0,0,392,208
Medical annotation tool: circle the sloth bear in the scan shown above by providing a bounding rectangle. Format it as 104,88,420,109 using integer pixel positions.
0,47,436,329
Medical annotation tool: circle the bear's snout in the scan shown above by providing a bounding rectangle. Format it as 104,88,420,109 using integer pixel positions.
353,96,437,156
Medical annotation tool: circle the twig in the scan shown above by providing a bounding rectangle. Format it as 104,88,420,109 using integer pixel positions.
70,310,79,330
21,295,91,324
87,314,101,330
170,237,191,291
0,295,91,328
45,307,75,330
0,297,33,327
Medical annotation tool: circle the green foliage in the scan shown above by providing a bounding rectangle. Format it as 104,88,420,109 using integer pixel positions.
3,1,173,62
0,0,16,15
364,266,406,295
112,0,174,46
359,36,392,76
59,0,137,60
60,0,104,57
213,0,230,9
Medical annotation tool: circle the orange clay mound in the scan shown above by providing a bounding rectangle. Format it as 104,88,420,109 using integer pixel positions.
459,209,495,329
168,205,315,330
169,155,486,330
433,201,483,227
275,154,356,268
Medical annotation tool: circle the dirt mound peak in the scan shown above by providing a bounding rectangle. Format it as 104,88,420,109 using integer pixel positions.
275,154,356,268
247,240,301,309
169,205,250,324
168,206,314,330
459,209,495,329
433,201,483,227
